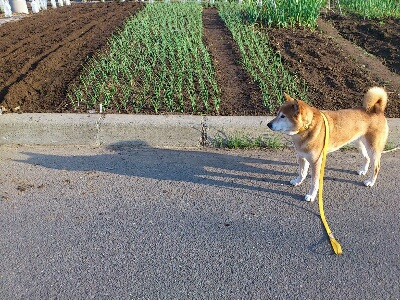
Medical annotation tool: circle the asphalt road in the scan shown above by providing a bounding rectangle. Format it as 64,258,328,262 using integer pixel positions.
0,144,399,299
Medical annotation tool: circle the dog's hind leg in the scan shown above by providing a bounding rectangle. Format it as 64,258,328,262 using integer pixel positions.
355,139,370,176
290,156,309,186
363,125,388,187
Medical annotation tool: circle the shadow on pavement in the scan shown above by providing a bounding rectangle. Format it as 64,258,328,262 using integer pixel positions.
13,141,356,254
16,140,312,201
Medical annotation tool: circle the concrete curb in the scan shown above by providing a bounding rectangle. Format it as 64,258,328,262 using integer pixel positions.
0,113,399,148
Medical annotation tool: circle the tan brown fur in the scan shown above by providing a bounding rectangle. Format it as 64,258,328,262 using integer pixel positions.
267,87,388,202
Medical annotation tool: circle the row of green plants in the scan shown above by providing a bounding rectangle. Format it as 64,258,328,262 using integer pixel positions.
68,2,220,113
210,133,398,150
339,0,400,18
240,0,324,27
211,133,286,149
229,0,399,25
217,1,309,111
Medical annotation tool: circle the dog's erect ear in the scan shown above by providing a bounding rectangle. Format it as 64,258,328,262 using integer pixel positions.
284,92,293,102
293,99,300,115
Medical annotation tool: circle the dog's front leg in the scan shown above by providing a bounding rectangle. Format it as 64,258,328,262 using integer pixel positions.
290,156,309,186
305,156,322,202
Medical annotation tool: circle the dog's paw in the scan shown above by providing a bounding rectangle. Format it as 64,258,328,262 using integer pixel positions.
364,179,375,187
305,194,316,202
357,169,367,176
290,178,302,186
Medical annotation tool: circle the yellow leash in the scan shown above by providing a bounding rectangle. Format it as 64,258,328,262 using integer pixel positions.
319,112,342,255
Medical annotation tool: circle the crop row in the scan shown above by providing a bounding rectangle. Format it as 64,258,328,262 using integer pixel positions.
240,0,400,25
218,1,309,110
240,0,323,27
339,0,400,18
68,2,220,114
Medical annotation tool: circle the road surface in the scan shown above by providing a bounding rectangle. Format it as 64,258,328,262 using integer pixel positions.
0,144,399,299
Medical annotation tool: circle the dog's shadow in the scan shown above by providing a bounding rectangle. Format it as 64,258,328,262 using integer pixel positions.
16,141,305,199
16,141,364,199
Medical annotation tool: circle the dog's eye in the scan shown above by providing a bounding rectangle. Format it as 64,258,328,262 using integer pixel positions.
280,115,285,118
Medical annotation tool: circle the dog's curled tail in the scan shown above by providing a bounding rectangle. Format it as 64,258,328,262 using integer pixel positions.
363,87,388,114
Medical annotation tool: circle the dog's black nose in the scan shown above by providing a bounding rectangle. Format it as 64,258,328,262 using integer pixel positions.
267,122,273,129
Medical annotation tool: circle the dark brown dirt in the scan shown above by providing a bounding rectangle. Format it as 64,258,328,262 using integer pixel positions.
322,12,400,75
0,5,399,117
202,8,267,116
0,2,144,113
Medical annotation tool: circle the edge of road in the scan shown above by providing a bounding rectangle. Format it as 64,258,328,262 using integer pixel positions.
0,113,399,148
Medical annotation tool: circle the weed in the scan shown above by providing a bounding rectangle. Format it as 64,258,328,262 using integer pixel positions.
211,133,285,150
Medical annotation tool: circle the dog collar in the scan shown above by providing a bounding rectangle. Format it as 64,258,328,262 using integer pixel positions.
296,123,310,134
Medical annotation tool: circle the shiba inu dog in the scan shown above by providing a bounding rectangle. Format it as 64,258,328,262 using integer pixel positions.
267,87,388,202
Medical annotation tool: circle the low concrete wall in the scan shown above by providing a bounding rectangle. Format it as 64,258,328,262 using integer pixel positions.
0,113,399,148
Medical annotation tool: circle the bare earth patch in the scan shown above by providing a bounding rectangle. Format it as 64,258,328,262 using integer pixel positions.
322,12,400,75
0,4,398,117
0,2,144,113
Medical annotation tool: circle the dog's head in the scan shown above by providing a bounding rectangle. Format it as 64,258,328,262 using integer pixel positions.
267,93,313,135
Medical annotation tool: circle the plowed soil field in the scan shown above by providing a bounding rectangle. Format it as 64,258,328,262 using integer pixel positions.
0,4,399,117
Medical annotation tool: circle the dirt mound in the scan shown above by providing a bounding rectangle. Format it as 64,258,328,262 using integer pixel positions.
0,5,398,117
